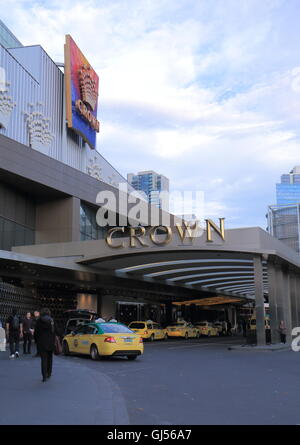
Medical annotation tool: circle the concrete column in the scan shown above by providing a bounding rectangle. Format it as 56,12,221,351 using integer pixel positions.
36,196,80,243
165,302,173,325
297,275,300,328
276,266,284,323
190,304,196,324
282,270,292,344
290,273,298,330
253,255,266,346
267,261,279,343
100,295,117,320
96,292,105,318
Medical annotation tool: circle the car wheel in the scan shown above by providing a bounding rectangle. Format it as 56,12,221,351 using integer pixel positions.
150,334,155,342
164,334,168,341
208,332,211,337
127,355,137,360
185,332,188,339
196,332,200,339
62,340,70,356
90,344,100,360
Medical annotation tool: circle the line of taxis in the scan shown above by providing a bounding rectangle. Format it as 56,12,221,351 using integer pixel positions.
62,319,221,361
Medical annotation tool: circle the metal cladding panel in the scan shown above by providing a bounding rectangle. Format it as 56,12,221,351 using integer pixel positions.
0,45,38,145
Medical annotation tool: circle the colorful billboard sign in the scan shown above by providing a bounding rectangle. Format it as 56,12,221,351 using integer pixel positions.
64,35,100,149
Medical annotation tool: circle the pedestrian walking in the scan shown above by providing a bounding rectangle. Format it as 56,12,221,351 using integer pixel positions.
242,319,247,337
5,309,23,358
227,320,232,336
0,324,6,352
22,312,34,354
34,308,56,382
32,310,40,357
221,320,227,336
278,320,287,344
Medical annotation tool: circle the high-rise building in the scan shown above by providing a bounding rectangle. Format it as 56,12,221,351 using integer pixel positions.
127,171,169,208
276,166,300,206
267,166,300,253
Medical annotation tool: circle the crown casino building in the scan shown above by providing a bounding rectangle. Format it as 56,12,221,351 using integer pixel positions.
1,20,300,345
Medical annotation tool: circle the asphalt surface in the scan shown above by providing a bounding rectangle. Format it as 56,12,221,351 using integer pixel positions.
0,346,129,425
2,336,300,425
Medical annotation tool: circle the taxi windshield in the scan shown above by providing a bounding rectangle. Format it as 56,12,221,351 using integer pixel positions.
197,322,207,326
99,323,134,334
129,323,146,329
169,322,184,326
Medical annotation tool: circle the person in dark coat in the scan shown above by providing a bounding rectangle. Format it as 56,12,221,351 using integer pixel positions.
32,310,40,357
5,309,23,359
34,308,55,382
22,312,34,354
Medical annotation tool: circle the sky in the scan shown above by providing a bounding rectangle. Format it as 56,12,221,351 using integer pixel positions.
2,0,300,228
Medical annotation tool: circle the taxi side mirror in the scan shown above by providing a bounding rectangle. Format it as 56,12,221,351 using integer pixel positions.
71,331,76,336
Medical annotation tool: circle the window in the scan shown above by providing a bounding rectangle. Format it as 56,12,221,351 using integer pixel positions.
80,202,106,241
98,323,134,334
0,216,35,251
129,322,146,329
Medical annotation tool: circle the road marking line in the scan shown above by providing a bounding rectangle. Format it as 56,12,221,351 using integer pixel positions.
167,343,236,349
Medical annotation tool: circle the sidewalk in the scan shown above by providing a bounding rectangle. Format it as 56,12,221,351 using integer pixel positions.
0,347,129,425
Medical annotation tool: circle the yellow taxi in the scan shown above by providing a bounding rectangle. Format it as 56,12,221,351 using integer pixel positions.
62,322,143,360
128,321,168,341
213,321,223,334
194,321,219,337
249,316,271,331
166,321,200,339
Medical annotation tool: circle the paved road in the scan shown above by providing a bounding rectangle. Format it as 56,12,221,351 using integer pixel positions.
0,347,129,425
2,336,300,425
63,336,300,425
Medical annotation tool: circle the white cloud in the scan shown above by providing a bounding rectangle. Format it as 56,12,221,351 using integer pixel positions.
2,0,300,229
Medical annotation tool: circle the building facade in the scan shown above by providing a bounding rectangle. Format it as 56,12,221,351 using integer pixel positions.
0,20,127,189
276,166,300,206
127,170,169,208
268,167,300,254
0,21,299,347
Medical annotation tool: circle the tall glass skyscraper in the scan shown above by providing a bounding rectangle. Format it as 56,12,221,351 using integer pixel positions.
268,166,300,253
276,166,300,205
127,171,169,208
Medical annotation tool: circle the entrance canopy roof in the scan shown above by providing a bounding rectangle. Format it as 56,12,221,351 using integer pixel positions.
12,226,300,304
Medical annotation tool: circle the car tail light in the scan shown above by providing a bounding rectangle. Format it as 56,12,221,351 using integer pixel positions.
104,337,116,343
139,337,143,343
144,330,148,334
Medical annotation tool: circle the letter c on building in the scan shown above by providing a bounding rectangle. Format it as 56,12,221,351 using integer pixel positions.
105,227,125,248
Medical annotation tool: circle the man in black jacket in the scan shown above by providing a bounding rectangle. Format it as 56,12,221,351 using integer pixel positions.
32,310,40,357
34,308,56,382
22,312,34,354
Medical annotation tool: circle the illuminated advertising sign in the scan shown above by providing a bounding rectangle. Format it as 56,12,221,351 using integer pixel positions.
64,35,100,149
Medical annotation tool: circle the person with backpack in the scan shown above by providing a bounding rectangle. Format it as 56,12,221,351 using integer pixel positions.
5,309,23,359
32,310,41,357
34,308,56,382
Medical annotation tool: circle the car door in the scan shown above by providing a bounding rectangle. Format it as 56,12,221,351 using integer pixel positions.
80,325,98,354
71,325,86,353
147,323,154,338
153,323,161,339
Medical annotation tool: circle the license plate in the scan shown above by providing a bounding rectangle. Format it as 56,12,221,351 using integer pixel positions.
124,338,133,343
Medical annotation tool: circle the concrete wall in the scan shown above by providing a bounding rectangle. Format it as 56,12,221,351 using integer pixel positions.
36,196,80,244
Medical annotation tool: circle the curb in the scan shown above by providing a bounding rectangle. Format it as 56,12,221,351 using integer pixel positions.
227,344,291,352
